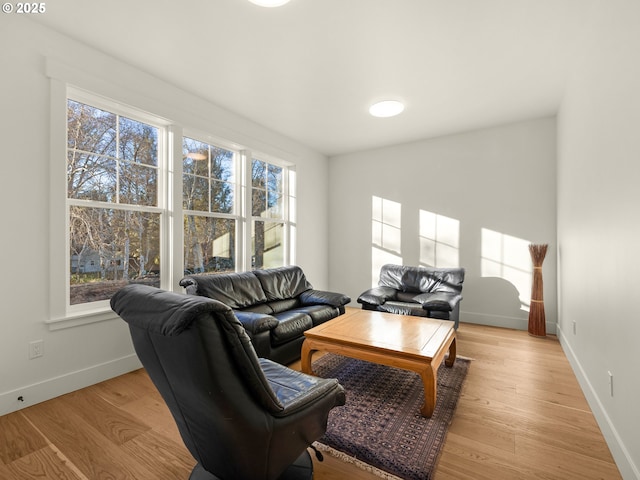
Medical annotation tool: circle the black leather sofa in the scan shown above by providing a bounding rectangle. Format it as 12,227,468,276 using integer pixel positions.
357,264,465,329
180,266,351,364
111,284,346,480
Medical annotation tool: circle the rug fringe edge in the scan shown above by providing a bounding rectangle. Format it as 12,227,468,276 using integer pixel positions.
312,442,403,480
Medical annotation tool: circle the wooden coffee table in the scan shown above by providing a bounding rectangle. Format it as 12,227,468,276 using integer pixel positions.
301,308,456,417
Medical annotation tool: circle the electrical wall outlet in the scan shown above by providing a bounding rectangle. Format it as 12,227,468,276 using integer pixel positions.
29,340,44,359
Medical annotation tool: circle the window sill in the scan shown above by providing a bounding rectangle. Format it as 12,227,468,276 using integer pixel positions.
46,310,120,331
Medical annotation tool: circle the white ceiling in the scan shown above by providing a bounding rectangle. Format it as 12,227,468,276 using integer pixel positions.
32,0,596,156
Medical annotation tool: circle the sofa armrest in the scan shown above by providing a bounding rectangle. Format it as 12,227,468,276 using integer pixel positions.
234,311,279,335
299,289,351,308
178,277,198,295
412,292,462,312
357,286,397,306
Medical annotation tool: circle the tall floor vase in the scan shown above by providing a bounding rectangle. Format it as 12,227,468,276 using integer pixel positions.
528,244,548,337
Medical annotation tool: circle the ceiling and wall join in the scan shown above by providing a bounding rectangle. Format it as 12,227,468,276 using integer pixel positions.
30,0,597,156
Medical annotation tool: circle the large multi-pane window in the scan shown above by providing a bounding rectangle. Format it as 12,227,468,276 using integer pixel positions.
63,94,294,312
66,99,163,307
183,137,237,274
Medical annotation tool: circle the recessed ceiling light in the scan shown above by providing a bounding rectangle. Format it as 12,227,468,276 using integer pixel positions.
369,100,405,118
248,0,291,6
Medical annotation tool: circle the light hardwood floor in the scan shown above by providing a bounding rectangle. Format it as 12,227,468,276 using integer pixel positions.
0,323,622,479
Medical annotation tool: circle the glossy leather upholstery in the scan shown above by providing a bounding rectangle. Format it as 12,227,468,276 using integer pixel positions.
357,264,465,328
180,266,350,364
111,284,346,480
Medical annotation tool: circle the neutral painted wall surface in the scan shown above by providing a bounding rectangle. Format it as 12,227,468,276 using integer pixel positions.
0,17,329,416
328,118,557,333
557,0,640,477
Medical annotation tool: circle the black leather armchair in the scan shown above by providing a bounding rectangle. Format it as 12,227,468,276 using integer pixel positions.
358,264,465,329
111,284,346,480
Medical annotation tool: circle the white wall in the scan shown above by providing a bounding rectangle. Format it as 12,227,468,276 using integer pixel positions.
557,0,640,478
0,17,329,416
328,117,557,333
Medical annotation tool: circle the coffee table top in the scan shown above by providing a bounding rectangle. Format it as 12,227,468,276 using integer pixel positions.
304,308,455,361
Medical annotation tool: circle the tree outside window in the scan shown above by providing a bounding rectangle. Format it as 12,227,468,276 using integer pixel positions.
67,100,162,305
183,137,237,274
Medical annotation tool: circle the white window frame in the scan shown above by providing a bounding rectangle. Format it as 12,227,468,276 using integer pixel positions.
246,154,294,270
182,132,243,273
48,83,173,330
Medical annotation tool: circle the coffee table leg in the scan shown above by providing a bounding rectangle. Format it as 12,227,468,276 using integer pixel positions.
419,365,437,417
445,336,457,367
301,339,315,374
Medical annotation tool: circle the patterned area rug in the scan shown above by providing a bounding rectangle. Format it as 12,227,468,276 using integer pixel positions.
312,354,470,480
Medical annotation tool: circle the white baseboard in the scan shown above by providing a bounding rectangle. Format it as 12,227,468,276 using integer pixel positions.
461,310,557,335
0,354,142,417
558,330,639,480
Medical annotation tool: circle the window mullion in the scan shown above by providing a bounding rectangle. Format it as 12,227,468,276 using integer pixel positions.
283,164,289,265
168,125,183,291
241,150,252,271
115,114,120,204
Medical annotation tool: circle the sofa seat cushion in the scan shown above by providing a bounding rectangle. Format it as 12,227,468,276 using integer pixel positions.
268,298,301,314
290,305,339,326
240,303,274,315
396,292,419,303
271,311,313,346
378,301,429,317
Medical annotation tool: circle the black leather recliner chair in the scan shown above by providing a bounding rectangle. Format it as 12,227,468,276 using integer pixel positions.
111,284,346,480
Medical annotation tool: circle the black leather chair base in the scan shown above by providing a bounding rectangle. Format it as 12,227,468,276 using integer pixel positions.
189,450,313,480
278,450,314,480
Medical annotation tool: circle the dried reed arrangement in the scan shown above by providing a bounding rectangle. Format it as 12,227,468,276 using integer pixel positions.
528,244,548,337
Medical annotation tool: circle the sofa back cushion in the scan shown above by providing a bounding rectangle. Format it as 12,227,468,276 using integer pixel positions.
184,271,268,309
253,266,312,301
379,264,464,294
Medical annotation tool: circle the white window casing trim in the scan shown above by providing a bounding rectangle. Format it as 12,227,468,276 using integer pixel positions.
49,76,173,330
46,58,296,330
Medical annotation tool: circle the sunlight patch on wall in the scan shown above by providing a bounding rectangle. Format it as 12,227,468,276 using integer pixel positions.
372,196,402,287
481,228,532,309
419,210,460,267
